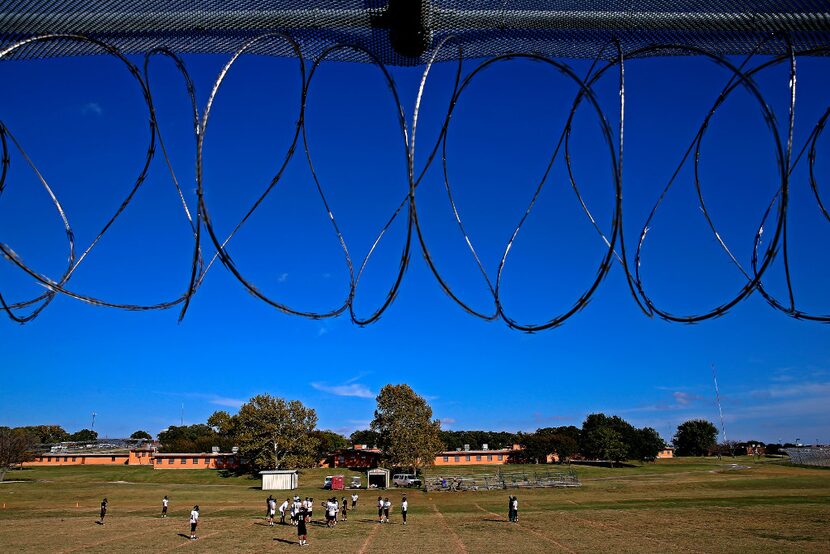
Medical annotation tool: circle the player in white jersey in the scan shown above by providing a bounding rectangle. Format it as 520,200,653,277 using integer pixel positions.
189,505,200,540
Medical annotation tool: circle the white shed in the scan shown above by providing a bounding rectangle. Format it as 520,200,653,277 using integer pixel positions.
367,467,390,489
260,470,298,490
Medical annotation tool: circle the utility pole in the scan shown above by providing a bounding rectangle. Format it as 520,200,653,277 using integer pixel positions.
712,364,728,456
91,412,96,431
181,403,184,427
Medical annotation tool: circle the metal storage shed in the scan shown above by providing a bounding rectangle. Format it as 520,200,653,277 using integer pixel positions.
367,467,389,489
260,469,298,490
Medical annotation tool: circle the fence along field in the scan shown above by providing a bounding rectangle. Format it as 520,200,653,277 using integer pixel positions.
0,457,829,552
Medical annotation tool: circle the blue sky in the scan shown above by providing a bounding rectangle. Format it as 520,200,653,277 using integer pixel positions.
0,45,828,444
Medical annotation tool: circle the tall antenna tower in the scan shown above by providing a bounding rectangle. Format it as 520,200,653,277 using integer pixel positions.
91,412,96,431
180,403,184,427
712,364,728,445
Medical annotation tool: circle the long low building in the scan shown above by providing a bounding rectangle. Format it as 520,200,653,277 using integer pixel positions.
434,444,522,466
24,448,240,470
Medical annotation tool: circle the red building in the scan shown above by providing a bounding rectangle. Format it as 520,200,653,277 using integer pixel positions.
323,445,382,469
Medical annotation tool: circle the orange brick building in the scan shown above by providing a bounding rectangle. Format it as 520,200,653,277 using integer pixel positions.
25,453,131,466
434,445,521,466
25,449,240,470
151,452,240,470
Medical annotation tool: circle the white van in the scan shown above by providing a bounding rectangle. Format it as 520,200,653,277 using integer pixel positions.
392,473,421,487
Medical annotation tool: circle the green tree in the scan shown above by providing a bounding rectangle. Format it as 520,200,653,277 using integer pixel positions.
349,429,380,447
69,429,98,442
158,425,222,452
586,427,628,465
234,394,319,472
520,426,582,463
0,427,34,481
631,427,665,460
16,425,69,444
550,432,579,462
673,419,718,456
370,384,444,474
207,410,238,451
208,411,234,435
312,430,350,461
130,430,152,440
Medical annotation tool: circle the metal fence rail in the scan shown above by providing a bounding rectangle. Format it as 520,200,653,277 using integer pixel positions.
426,468,580,491
783,447,830,467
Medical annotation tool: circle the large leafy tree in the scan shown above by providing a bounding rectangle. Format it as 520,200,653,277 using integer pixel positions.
587,427,628,465
16,425,69,444
349,429,380,448
371,384,444,473
631,427,666,460
158,424,229,452
673,419,718,456
69,429,98,442
130,430,152,440
234,394,319,471
0,427,34,482
520,426,581,463
312,430,350,461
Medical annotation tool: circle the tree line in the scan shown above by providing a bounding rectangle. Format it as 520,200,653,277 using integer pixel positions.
2,385,760,481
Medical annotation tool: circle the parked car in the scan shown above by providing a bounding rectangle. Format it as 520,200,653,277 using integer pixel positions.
323,475,333,489
392,473,422,487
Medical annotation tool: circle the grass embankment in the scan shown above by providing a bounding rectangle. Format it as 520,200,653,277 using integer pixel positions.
0,457,828,552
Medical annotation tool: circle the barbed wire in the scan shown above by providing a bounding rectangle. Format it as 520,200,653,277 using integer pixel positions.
0,33,828,329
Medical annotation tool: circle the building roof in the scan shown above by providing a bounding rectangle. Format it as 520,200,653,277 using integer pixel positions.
153,452,237,456
39,452,129,457
439,449,515,456
259,469,298,474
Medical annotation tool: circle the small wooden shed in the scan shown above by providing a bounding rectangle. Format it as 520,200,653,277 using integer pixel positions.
367,467,389,489
260,469,298,490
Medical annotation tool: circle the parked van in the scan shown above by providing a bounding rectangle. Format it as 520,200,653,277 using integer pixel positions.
392,473,421,487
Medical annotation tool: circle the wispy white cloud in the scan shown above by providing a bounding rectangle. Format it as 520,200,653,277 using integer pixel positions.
748,381,830,400
672,391,702,405
278,272,289,283
81,102,103,116
439,417,457,427
156,391,247,410
312,382,375,399
317,327,328,337
208,396,246,409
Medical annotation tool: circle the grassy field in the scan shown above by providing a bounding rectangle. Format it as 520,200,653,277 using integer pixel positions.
1,457,828,552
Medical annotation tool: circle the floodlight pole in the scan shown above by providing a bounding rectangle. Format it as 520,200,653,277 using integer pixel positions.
712,364,728,453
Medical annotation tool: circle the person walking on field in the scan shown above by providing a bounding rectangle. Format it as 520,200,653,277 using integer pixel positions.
307,497,314,523
161,495,169,518
383,497,391,523
377,496,384,523
507,496,514,522
99,498,108,524
189,505,200,540
327,498,337,527
267,496,276,526
511,496,519,523
351,492,358,511
340,496,348,521
279,498,289,525
297,505,309,546
401,495,408,525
